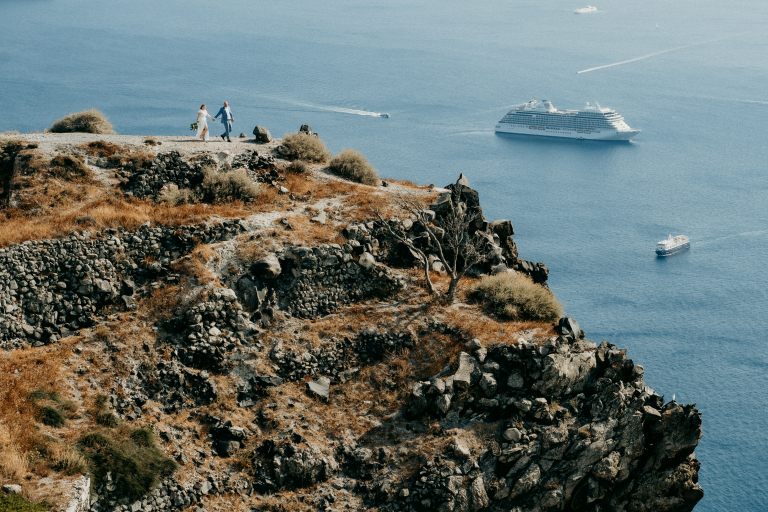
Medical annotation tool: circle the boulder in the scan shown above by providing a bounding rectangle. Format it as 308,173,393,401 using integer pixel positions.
532,351,596,396
490,219,514,238
358,252,376,271
299,124,312,135
2,484,22,495
252,254,281,278
452,352,480,391
252,126,272,143
558,317,581,341
479,373,497,397
429,193,453,216
310,211,326,225
306,377,330,402
273,443,336,488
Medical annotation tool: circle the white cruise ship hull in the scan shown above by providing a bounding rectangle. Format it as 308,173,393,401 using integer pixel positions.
495,123,640,141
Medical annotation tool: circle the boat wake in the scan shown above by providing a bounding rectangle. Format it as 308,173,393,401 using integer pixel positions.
693,230,768,246
577,33,745,74
267,95,388,117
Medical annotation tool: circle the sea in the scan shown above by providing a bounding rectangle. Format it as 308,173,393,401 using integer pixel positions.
1,0,767,509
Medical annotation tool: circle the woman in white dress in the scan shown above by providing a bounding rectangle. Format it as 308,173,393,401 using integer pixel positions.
196,104,214,141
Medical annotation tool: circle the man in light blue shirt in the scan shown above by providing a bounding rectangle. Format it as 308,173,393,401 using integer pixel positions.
213,102,234,142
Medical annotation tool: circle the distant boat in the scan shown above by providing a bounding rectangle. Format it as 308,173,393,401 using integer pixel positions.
656,235,690,256
575,6,598,14
380,113,390,118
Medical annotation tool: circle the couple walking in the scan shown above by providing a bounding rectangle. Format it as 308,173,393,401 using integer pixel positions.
196,102,234,142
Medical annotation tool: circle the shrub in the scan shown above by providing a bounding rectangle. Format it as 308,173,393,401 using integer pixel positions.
40,405,66,427
50,109,116,134
79,427,178,499
92,394,119,427
328,149,379,186
159,187,197,206
279,133,330,163
285,160,309,174
198,167,261,204
467,272,563,322
143,137,161,146
48,155,90,180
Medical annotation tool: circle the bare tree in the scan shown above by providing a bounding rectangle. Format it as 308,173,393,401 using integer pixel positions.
372,182,491,303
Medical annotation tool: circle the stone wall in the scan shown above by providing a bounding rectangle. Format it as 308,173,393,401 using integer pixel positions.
0,220,245,349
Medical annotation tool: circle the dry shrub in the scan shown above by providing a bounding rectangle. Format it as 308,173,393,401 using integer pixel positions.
143,136,161,146
171,244,219,285
279,133,330,163
158,187,196,206
50,109,116,134
48,155,91,180
467,272,562,322
80,140,126,159
199,167,262,203
121,149,155,168
140,284,188,322
328,149,379,186
285,160,309,174
0,420,28,480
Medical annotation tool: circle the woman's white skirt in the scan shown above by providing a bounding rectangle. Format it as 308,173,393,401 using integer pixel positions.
196,118,208,137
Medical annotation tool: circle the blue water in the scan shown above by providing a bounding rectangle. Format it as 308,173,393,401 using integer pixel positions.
2,0,767,509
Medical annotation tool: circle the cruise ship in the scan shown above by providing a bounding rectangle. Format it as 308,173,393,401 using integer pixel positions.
656,235,690,256
495,99,641,141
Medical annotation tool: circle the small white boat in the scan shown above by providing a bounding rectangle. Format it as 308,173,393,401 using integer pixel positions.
656,235,690,256
575,6,598,14
380,113,390,118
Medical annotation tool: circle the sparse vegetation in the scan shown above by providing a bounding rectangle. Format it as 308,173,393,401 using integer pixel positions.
279,133,330,163
143,136,161,146
467,272,563,322
50,109,116,134
92,394,119,427
158,187,196,206
285,160,309,174
48,155,90,180
0,493,52,512
198,167,262,204
328,149,379,186
79,426,178,499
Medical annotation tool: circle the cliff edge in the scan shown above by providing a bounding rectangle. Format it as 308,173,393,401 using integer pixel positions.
0,133,702,512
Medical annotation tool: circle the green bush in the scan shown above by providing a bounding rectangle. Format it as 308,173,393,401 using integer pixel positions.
279,133,330,163
50,109,116,134
198,167,261,204
468,272,563,322
0,493,52,512
79,427,178,499
328,148,379,186
48,155,90,180
285,160,309,174
93,394,119,427
40,405,66,427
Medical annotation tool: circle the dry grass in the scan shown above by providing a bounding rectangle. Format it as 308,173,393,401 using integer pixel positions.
171,244,220,285
272,213,345,247
50,109,116,134
0,420,28,480
444,304,555,346
79,140,127,159
0,192,253,248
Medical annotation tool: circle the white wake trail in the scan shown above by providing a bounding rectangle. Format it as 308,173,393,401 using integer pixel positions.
577,34,742,74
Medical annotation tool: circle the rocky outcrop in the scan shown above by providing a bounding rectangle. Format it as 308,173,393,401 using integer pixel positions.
397,329,703,512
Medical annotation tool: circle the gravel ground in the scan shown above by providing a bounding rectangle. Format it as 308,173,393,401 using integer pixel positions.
1,132,282,155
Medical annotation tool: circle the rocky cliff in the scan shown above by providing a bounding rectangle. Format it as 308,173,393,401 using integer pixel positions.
0,133,702,512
